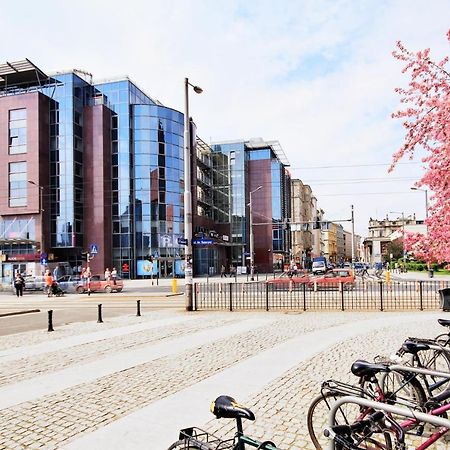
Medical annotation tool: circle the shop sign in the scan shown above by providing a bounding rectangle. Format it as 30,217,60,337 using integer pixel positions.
6,253,39,262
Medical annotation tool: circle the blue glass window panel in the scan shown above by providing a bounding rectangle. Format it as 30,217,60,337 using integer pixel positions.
119,89,129,103
135,129,151,141
249,149,271,160
135,166,150,178
119,140,129,154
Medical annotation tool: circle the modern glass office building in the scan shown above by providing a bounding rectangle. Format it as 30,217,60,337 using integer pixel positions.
0,60,185,281
211,138,291,272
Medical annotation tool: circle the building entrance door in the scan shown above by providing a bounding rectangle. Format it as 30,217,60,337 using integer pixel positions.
160,260,173,278
12,263,27,276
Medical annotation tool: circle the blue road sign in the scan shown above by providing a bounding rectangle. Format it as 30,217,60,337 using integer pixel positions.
178,237,188,246
40,257,48,265
90,244,99,255
192,239,213,245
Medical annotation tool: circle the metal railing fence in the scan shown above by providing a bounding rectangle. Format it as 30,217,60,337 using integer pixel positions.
193,280,450,311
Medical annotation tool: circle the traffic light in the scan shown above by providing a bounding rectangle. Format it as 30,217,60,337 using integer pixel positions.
313,218,321,229
81,251,90,261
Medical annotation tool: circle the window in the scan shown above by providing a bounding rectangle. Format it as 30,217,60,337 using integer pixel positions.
9,108,27,154
9,162,27,207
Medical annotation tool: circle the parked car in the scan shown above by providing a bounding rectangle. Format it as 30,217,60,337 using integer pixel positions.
310,269,356,290
57,275,83,293
24,276,46,291
266,273,310,286
74,275,123,294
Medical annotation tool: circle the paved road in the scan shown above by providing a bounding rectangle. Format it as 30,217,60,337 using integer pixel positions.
0,309,449,449
0,294,185,336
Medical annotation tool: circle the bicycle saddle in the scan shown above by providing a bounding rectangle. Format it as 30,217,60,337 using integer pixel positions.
402,341,429,354
438,318,450,327
210,395,255,421
351,360,390,378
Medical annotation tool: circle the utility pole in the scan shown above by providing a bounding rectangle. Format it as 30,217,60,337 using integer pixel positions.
351,205,355,265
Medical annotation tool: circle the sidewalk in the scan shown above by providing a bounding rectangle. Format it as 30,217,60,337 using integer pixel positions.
390,271,450,281
0,309,445,449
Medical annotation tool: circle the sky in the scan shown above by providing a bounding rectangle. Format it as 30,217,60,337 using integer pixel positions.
2,0,449,236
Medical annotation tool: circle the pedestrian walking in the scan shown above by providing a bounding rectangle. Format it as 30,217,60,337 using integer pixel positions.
111,267,117,285
14,273,24,297
220,265,226,278
229,265,236,278
44,270,53,297
104,267,111,281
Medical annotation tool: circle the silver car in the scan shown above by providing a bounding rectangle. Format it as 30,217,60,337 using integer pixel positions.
57,275,83,293
24,276,46,291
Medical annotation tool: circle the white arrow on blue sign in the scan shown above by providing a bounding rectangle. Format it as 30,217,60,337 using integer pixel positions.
90,244,99,255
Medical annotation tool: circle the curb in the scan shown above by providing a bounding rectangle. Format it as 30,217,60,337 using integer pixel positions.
0,309,41,318
165,293,184,297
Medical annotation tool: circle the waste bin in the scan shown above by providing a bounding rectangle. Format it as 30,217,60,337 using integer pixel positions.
439,288,450,311
429,269,434,278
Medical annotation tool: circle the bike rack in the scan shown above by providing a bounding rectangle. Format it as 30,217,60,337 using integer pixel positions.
389,364,450,379
326,395,450,450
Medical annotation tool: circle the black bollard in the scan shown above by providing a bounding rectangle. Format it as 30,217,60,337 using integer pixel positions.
136,299,141,317
48,310,54,332
97,304,103,323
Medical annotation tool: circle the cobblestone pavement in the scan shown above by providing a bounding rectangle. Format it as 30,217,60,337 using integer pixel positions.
0,309,446,449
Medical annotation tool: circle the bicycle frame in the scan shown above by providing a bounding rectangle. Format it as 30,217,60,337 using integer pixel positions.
326,396,450,450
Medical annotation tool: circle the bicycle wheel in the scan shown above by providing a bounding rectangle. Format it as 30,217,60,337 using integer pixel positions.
379,371,427,409
307,392,391,450
415,348,450,394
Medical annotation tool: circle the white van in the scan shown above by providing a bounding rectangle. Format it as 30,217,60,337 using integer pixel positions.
312,260,327,275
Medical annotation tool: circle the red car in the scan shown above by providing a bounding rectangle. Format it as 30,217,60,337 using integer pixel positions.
75,275,123,294
309,269,355,290
266,272,311,286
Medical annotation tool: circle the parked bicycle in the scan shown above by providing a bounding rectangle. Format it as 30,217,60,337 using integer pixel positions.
307,360,426,449
167,395,280,450
324,394,450,450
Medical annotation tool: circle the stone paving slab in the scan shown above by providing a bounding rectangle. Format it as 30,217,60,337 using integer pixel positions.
0,310,448,450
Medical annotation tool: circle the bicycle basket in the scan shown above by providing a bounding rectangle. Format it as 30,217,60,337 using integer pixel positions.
177,427,235,449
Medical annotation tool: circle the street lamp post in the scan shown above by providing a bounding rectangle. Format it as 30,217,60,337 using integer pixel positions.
184,77,202,311
249,186,262,281
411,187,429,219
411,187,432,276
389,211,406,268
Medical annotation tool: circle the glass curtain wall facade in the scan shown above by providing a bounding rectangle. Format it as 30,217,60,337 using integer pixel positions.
131,105,184,278
93,81,184,278
40,73,90,255
211,142,247,266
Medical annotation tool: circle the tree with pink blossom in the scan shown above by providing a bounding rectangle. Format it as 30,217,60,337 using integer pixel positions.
390,30,450,264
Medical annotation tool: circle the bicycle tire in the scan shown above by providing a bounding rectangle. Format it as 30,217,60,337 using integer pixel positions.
307,392,392,450
378,371,427,408
414,347,450,395
167,439,211,450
